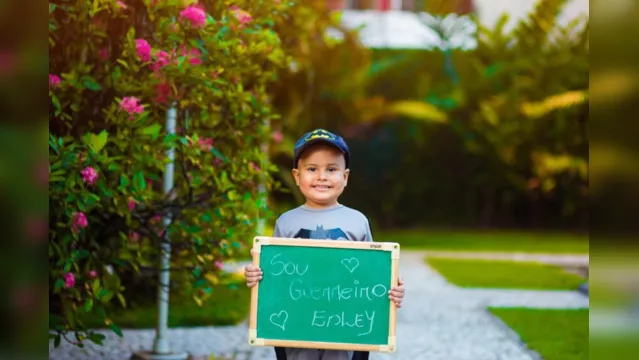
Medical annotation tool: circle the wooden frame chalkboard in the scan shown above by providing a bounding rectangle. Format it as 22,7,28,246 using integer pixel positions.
248,236,400,353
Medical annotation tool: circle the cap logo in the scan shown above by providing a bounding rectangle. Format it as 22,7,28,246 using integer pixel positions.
305,129,335,142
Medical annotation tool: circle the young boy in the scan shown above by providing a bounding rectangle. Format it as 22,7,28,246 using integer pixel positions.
244,128,405,360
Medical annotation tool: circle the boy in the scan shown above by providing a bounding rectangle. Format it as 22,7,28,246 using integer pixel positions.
245,128,405,360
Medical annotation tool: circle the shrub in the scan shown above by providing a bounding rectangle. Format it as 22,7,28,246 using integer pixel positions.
48,0,338,347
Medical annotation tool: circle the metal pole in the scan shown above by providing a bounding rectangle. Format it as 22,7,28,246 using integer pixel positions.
153,104,176,354
132,105,187,360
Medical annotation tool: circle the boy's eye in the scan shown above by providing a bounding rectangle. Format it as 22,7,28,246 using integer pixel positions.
308,167,316,171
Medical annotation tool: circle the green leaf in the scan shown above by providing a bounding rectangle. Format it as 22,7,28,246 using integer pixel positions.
98,289,114,302
85,193,100,207
81,76,102,91
92,279,101,294
84,298,93,312
132,171,146,191
88,130,108,153
88,333,105,345
51,94,61,115
140,124,162,139
109,323,123,337
386,101,448,123
54,334,61,348
53,279,64,292
211,147,228,162
164,133,178,146
119,175,129,190
116,293,127,308
63,260,72,273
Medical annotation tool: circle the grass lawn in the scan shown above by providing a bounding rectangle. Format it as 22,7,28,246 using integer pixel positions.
376,229,588,253
426,258,585,290
490,308,588,360
79,274,250,329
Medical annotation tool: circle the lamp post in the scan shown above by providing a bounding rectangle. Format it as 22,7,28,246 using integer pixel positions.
132,106,188,360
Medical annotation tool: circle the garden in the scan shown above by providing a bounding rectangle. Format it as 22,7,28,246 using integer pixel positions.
49,0,589,359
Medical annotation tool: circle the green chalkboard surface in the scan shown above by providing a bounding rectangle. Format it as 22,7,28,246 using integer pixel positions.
248,237,400,353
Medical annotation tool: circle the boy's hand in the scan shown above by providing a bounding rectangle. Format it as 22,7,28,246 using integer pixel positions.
245,264,263,288
389,277,405,308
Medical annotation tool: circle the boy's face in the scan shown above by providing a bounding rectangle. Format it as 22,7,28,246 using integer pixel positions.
292,143,349,209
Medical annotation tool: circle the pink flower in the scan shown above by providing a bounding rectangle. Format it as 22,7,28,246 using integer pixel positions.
64,273,76,288
188,48,202,65
80,166,99,185
150,50,171,72
272,131,283,143
179,46,202,65
128,198,136,212
155,82,171,104
214,158,223,166
98,48,109,60
135,39,152,62
116,1,127,10
214,261,224,270
250,162,260,172
198,137,213,151
229,6,252,26
71,212,88,233
129,231,140,243
49,74,61,88
119,96,144,118
179,6,207,28
88,270,98,279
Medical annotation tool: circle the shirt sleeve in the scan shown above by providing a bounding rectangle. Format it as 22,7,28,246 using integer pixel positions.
273,219,282,237
363,217,373,242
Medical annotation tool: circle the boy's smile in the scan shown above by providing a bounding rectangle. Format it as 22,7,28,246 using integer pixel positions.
292,143,349,209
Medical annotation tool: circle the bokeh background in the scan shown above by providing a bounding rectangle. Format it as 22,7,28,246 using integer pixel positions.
15,0,633,359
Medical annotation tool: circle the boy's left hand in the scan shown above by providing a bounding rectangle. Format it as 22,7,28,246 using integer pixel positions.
389,277,405,308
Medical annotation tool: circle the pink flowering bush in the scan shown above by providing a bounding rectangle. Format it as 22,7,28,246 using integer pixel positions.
48,0,339,348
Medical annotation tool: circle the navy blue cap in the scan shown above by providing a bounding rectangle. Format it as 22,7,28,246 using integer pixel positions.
293,129,350,168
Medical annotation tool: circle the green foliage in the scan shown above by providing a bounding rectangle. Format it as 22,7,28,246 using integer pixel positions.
449,0,589,206
331,0,589,229
48,0,341,348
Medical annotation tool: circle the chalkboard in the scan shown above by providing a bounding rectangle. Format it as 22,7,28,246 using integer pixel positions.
248,236,400,353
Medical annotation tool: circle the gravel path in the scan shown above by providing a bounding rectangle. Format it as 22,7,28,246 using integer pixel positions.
49,251,588,360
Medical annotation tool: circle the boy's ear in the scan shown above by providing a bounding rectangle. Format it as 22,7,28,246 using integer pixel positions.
343,168,350,186
292,168,300,186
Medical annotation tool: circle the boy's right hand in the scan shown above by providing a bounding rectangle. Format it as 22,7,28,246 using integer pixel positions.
245,264,263,287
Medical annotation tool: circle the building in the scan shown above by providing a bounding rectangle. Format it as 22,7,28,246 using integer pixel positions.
328,0,588,49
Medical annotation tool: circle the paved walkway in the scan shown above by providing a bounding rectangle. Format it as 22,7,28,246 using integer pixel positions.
49,251,588,360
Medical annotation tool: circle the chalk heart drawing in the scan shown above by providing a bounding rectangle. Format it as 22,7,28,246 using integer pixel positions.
269,310,288,331
341,257,360,273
